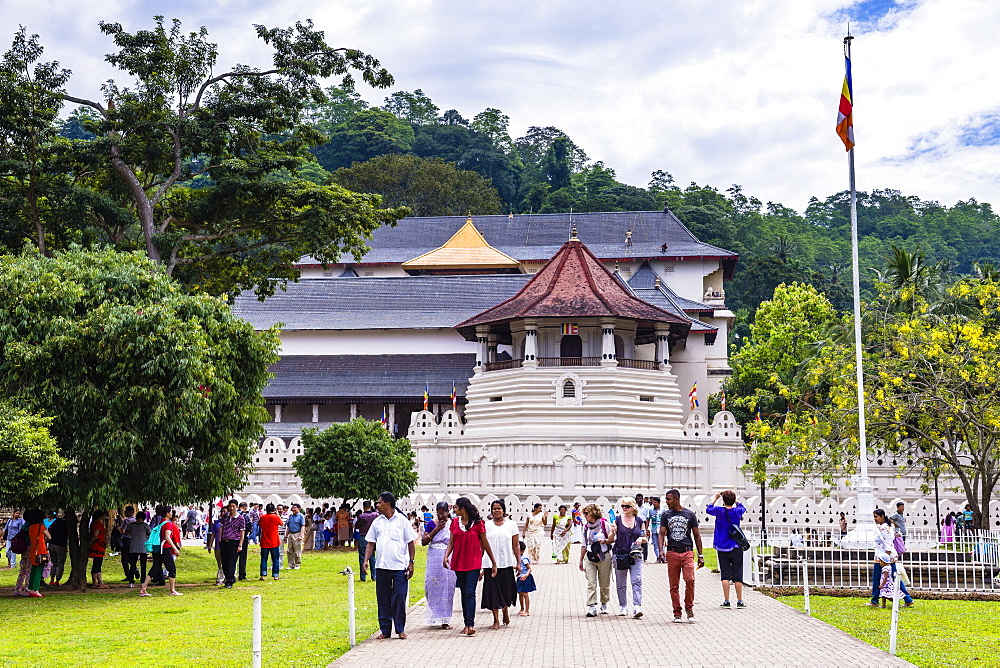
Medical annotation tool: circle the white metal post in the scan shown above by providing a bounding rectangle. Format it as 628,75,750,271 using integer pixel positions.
889,568,902,655
341,566,357,647
251,594,262,668
801,558,811,616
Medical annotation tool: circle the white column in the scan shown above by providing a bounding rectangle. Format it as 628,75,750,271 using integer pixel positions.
274,404,283,423
487,333,498,364
601,319,617,366
476,325,490,369
350,403,357,419
388,403,395,425
523,320,538,366
655,325,670,370
311,404,319,423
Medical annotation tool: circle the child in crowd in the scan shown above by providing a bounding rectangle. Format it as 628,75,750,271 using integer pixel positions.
517,540,536,616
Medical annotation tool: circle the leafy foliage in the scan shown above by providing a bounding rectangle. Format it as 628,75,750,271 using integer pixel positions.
0,17,405,297
295,419,418,504
0,247,280,510
0,403,67,506
330,154,501,216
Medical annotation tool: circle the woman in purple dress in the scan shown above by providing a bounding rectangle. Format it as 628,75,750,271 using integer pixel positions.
422,501,456,629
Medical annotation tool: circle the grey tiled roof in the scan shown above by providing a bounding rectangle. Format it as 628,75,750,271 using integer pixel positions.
298,210,738,266
265,354,476,401
627,263,717,333
233,275,531,331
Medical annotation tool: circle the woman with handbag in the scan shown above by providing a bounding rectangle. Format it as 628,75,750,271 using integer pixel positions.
607,496,646,618
706,490,747,608
23,509,50,598
869,509,914,608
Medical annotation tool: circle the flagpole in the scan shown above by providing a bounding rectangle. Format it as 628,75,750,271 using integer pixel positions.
843,32,877,546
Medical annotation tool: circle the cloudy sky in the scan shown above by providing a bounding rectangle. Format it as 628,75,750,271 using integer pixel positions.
2,0,998,213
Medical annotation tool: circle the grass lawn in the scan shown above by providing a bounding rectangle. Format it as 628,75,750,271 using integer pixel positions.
0,544,426,666
781,595,1000,667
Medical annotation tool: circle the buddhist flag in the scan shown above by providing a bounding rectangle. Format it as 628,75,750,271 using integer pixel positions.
562,323,578,335
689,383,699,410
451,380,458,411
719,388,727,412
423,382,429,411
381,406,388,430
836,56,855,151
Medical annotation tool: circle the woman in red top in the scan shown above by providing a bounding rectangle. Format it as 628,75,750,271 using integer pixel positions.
444,497,497,636
89,509,108,588
139,506,183,597
25,508,50,598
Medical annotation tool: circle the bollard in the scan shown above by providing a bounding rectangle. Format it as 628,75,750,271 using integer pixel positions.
340,566,357,647
889,568,902,655
801,557,811,616
251,594,262,668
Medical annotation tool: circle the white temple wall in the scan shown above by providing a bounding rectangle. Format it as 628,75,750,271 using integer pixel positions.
279,328,476,356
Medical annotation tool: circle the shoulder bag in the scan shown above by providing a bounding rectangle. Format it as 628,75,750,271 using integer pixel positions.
726,508,751,551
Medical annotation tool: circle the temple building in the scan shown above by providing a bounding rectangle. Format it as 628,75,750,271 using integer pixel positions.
232,209,741,503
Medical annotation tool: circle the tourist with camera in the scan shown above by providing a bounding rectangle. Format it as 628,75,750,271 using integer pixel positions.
579,503,613,617
608,496,646,618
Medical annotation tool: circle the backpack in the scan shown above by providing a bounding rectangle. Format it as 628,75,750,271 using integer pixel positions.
9,528,29,555
145,521,166,552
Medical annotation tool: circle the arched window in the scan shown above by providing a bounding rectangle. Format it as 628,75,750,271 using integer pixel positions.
562,379,576,398
560,334,582,359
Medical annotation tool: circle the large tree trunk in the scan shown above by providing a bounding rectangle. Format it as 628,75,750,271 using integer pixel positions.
65,509,92,591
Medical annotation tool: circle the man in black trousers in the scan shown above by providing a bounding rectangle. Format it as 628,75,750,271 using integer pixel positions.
219,499,247,589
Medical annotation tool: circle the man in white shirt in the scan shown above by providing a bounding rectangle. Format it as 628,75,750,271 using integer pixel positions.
635,492,653,560
363,492,417,639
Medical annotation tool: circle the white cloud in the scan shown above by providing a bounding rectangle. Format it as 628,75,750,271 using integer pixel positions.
2,0,999,212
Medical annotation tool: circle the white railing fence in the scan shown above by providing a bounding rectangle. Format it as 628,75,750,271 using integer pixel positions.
745,526,1000,592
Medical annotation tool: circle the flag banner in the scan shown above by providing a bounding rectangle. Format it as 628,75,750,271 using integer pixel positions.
720,388,727,412
689,383,699,410
451,381,458,411
561,323,578,335
423,382,429,411
381,406,388,429
836,55,855,151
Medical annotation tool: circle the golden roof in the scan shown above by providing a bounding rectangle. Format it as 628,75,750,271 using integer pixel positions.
401,217,519,270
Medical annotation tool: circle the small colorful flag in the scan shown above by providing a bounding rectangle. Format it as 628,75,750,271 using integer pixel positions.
719,387,727,412
562,323,578,335
836,55,855,151
423,382,429,411
689,383,699,410
755,407,762,422
381,406,388,430
451,380,458,411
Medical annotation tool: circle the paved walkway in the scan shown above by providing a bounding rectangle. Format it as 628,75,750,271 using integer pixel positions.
332,548,912,668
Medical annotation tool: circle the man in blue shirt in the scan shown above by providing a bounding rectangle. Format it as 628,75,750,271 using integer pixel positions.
706,490,747,608
4,510,24,569
647,497,662,562
285,504,305,570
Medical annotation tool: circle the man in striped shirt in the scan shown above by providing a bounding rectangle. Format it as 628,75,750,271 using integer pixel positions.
219,499,247,589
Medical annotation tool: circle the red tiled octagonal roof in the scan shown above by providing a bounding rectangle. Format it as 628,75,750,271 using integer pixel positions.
456,239,690,333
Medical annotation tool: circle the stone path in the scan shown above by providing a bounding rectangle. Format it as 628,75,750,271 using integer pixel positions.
332,548,913,668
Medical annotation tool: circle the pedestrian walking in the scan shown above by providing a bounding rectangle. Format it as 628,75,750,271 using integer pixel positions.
126,511,151,587
868,509,914,608
354,501,378,580
579,503,612,617
219,499,246,588
635,493,653,561
941,513,955,543
889,502,907,547
522,503,546,564
706,490,747,609
89,509,109,589
422,501,456,629
444,497,498,637
550,505,572,564
516,540,535,617
482,499,520,629
237,502,251,580
139,506,183,597
118,506,136,579
362,492,418,639
285,504,305,570
3,509,24,569
570,502,584,545
839,512,848,538
647,497,662,562
337,505,352,549
609,496,646,618
312,507,326,550
659,489,704,623
23,509,49,598
258,503,284,580
46,511,68,586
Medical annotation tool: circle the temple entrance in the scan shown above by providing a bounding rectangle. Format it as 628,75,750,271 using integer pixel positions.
560,334,582,359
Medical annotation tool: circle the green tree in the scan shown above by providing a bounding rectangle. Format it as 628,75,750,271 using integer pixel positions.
0,248,280,587
312,107,415,171
331,153,501,216
295,419,418,506
383,89,439,125
304,83,370,135
0,403,68,507
471,107,513,152
1,18,404,297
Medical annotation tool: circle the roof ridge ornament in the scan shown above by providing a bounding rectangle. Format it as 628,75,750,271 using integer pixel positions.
570,223,579,241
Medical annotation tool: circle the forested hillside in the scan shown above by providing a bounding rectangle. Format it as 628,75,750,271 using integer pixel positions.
297,85,1000,321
